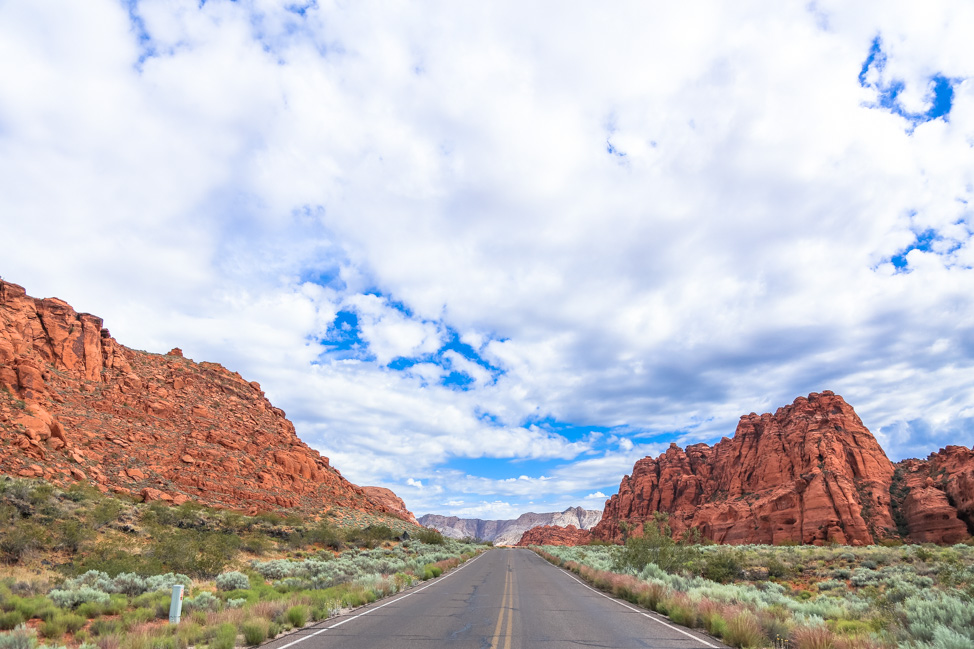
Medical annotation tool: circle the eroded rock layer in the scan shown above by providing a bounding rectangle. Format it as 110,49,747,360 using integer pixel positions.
516,524,592,546
0,280,404,518
591,392,973,546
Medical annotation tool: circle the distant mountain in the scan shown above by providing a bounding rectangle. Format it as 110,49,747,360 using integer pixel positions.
418,506,602,545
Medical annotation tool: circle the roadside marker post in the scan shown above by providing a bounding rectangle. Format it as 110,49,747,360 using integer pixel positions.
169,585,184,624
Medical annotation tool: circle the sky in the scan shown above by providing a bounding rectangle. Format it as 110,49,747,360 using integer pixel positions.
1,1,973,520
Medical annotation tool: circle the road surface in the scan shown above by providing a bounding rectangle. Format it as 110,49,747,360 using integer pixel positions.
262,548,726,649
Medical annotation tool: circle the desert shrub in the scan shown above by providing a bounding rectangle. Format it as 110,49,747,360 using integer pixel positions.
0,625,36,649
52,520,92,554
147,530,240,578
215,571,250,592
89,618,121,637
38,614,68,639
818,580,844,591
286,605,309,628
208,623,237,649
703,549,743,583
0,611,25,630
251,559,295,580
227,598,247,609
791,625,835,649
766,557,791,579
242,619,268,645
615,513,700,575
120,606,154,627
48,587,109,609
88,500,123,530
75,602,102,619
723,611,765,649
664,595,698,627
183,591,219,612
903,590,974,645
108,573,145,596
0,518,47,564
415,529,445,545
240,533,274,556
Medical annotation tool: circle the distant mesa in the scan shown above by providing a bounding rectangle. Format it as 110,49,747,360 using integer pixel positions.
519,391,973,547
0,279,411,521
418,506,602,546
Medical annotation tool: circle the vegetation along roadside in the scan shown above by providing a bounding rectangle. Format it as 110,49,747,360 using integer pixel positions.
528,514,974,649
0,476,490,648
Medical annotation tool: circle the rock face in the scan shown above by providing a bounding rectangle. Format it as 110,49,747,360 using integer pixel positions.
516,524,592,546
0,280,408,518
893,446,973,544
592,392,974,546
418,507,602,545
362,486,418,524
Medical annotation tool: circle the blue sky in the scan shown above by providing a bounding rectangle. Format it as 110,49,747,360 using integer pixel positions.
2,1,974,519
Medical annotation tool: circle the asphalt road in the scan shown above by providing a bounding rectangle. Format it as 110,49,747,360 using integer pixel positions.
262,548,726,649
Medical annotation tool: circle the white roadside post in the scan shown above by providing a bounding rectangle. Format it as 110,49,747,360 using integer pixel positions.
169,584,184,624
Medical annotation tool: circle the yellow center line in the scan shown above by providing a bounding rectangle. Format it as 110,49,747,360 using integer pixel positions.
490,559,515,648
505,566,516,649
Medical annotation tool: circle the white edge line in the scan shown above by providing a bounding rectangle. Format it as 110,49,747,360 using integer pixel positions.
273,550,488,649
538,554,721,649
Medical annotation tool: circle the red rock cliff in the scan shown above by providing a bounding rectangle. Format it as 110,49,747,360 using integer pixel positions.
0,280,407,519
893,446,973,544
594,392,906,546
592,392,974,546
362,486,418,524
516,524,592,547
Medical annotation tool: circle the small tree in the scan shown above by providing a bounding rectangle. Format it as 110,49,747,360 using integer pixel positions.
614,512,700,575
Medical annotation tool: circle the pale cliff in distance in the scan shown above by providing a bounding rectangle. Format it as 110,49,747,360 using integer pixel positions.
0,279,411,521
418,506,602,545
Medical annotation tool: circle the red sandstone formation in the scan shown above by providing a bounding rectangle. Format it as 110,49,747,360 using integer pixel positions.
591,392,974,546
894,446,973,544
516,524,592,547
0,280,408,519
362,486,418,524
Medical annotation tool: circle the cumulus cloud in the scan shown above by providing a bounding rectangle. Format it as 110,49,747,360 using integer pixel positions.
2,0,973,518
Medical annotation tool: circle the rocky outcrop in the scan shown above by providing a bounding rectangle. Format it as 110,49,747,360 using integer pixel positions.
893,446,973,544
0,280,409,519
362,486,418,524
594,392,936,546
418,506,602,545
516,524,592,546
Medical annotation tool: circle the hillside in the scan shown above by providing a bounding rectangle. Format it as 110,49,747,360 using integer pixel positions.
0,279,406,519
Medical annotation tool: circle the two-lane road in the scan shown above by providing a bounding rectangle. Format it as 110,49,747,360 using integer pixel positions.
263,548,726,649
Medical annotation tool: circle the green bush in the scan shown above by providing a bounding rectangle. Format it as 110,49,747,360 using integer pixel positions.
415,529,445,545
209,622,237,649
702,549,743,583
0,611,25,630
242,619,268,645
0,518,48,564
90,618,121,637
39,614,68,639
286,605,309,628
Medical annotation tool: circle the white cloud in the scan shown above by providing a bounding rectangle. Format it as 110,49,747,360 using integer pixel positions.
2,0,973,519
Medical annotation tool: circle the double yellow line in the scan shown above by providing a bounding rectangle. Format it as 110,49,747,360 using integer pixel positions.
490,563,516,649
